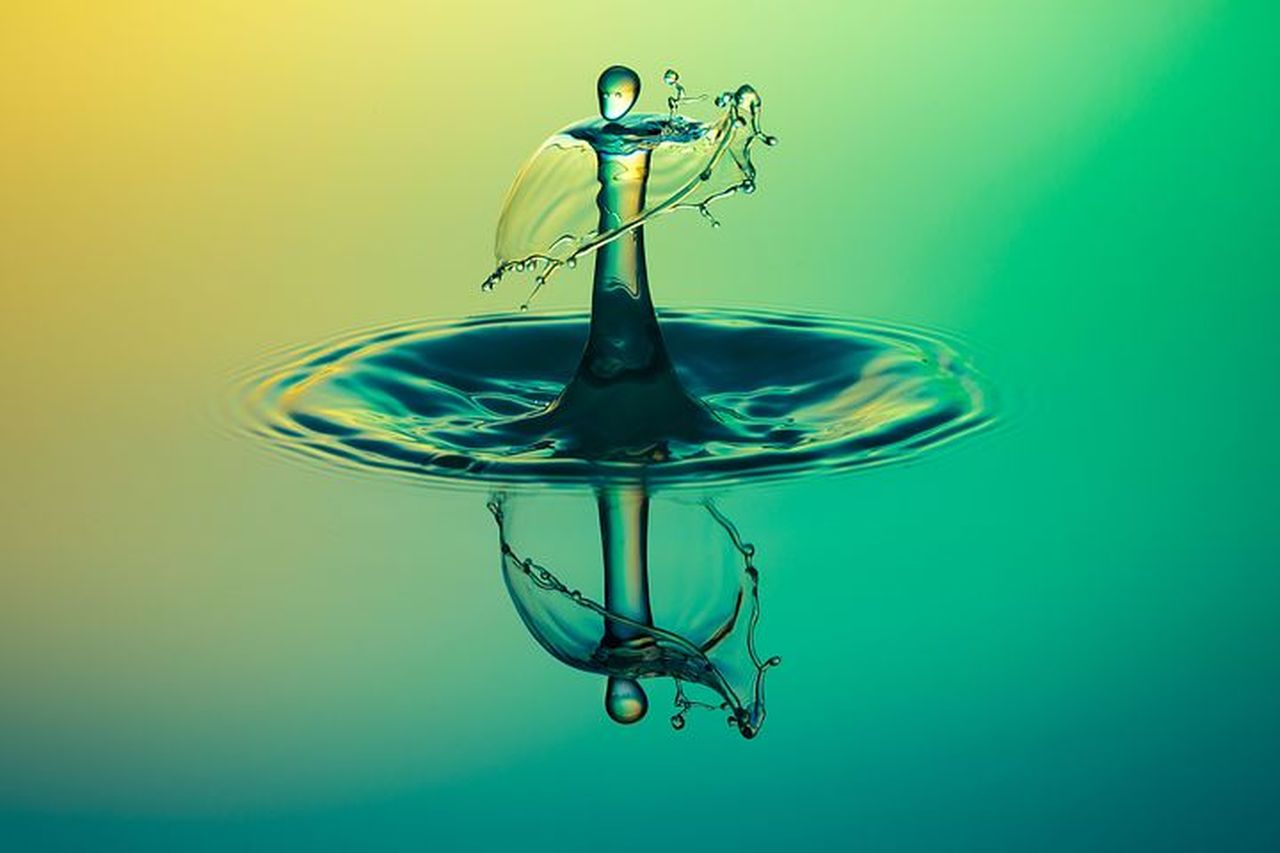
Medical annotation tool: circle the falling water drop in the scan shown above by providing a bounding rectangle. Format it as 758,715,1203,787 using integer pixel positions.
597,65,640,121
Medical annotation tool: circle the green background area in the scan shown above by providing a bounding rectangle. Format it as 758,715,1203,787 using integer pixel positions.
2,1,1277,849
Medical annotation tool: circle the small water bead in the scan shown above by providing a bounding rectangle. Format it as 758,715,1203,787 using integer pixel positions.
597,65,640,121
663,68,679,85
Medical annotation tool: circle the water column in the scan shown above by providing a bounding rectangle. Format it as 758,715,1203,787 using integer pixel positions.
582,67,663,724
548,63,714,446
576,103,669,380
598,484,654,723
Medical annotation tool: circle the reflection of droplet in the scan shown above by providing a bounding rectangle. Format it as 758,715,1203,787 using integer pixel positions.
597,65,640,121
605,676,648,724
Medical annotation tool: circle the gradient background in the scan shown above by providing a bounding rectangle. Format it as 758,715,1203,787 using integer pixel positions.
2,2,1278,850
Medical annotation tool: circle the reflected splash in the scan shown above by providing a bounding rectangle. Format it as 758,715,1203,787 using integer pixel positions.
491,495,779,738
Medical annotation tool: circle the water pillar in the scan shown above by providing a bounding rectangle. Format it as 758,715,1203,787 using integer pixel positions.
589,67,663,725
598,485,654,723
577,148,672,382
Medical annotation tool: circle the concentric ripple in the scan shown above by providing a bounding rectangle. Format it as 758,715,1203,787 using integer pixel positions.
235,308,995,491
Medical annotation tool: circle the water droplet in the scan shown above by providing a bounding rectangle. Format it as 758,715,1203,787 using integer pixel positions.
663,69,679,85
735,85,761,111
515,261,525,272
605,677,648,724
597,65,640,121
566,257,577,269
670,714,686,730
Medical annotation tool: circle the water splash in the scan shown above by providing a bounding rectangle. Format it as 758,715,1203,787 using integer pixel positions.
662,68,704,116
236,309,994,491
235,64,998,741
481,68,776,309
490,494,779,739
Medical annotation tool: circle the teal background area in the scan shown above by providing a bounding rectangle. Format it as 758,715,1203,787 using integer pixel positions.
2,1,1277,850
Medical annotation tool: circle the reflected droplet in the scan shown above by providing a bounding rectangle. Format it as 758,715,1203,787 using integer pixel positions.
598,65,641,121
605,676,648,724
